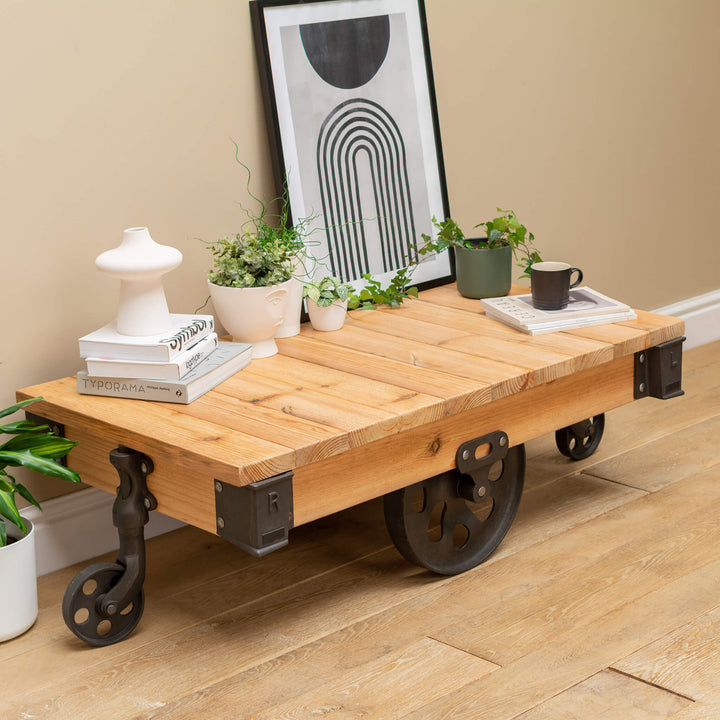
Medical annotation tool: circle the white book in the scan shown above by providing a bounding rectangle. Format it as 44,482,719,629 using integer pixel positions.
85,333,218,380
76,342,253,404
481,287,637,335
78,314,215,362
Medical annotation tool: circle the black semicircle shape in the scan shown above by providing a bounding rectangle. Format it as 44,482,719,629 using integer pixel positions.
300,15,391,90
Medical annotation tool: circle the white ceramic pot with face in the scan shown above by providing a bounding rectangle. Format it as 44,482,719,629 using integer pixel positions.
208,280,291,358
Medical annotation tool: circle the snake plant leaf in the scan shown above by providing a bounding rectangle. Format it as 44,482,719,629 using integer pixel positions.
0,450,81,483
0,489,26,533
0,433,77,458
0,397,42,421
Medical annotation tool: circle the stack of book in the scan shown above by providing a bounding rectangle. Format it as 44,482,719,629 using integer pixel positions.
481,287,637,335
76,314,252,403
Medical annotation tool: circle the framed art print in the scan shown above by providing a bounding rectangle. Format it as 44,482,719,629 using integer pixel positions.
250,0,453,290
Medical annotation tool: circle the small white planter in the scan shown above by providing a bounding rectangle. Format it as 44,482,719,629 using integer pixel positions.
209,279,291,358
0,519,38,642
307,298,348,332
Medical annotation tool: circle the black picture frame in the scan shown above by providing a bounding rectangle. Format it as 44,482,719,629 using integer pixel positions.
250,0,454,291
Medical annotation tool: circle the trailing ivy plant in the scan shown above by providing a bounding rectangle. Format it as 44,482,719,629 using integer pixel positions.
0,397,81,547
419,208,542,278
347,268,419,310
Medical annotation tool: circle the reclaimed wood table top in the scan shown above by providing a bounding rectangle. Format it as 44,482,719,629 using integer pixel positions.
18,284,685,520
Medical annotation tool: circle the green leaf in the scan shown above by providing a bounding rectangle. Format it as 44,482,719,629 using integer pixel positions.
0,450,81,483
0,519,6,547
0,488,25,532
0,433,77,458
0,420,50,435
0,397,41,421
15,482,41,510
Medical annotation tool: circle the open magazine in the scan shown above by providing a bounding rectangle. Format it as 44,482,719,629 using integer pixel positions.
481,287,636,335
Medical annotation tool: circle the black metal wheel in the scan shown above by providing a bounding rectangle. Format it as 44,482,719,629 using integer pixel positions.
384,444,525,575
555,414,605,460
62,562,144,646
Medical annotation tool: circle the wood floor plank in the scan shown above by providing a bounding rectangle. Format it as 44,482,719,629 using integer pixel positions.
249,637,498,720
586,414,720,491
513,669,690,719
401,559,720,720
433,467,720,666
612,605,720,701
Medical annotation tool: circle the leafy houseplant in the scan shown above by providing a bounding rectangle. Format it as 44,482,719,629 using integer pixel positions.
419,208,541,300
303,276,354,307
420,208,541,279
303,276,354,332
1,397,81,547
1,396,81,641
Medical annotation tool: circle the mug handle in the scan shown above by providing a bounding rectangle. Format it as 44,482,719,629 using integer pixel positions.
569,268,583,289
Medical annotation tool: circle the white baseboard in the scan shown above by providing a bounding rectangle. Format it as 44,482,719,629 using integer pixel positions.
24,488,184,576
23,289,720,577
654,289,720,350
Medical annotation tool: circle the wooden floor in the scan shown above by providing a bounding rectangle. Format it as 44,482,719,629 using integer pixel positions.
3,340,720,720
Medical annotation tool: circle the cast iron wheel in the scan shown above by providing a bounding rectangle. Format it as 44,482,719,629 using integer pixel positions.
555,414,605,460
384,444,525,575
62,562,144,646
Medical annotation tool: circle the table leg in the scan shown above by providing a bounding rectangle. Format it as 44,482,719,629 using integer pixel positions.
62,446,156,646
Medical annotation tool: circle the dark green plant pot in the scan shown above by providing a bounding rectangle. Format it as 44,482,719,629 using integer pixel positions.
454,241,512,299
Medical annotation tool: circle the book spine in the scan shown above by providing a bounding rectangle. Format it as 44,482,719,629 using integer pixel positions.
85,334,218,379
76,373,189,403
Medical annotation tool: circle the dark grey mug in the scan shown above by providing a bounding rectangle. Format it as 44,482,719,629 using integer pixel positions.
530,262,583,310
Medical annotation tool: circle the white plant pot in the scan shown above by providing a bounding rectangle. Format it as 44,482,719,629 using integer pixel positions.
209,280,291,358
0,519,38,642
307,298,348,332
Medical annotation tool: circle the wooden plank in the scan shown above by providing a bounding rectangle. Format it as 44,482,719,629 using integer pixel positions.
346,306,592,384
379,296,617,361
17,377,293,481
292,355,636,525
277,335,492,413
586,415,720,492
513,670,690,719
245,353,442,416
612,606,720,701
249,638,497,720
402,559,720,720
296,323,533,400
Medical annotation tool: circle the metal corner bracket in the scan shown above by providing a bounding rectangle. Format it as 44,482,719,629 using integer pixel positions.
214,471,294,558
634,336,686,400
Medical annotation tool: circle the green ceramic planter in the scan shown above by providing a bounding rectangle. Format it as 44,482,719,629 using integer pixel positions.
454,241,512,299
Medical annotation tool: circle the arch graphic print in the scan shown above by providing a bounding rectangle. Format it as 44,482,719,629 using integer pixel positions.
317,98,418,280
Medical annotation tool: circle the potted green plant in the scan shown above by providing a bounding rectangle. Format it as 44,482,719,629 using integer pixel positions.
1,396,81,641
303,275,354,331
420,208,541,299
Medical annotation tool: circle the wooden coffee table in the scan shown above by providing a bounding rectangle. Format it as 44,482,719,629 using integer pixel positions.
17,284,685,645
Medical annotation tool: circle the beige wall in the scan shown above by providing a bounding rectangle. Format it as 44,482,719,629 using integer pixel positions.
2,0,719,503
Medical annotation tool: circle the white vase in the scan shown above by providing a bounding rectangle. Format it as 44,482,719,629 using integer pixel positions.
209,280,291,358
307,298,348,332
0,519,38,642
95,227,183,336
